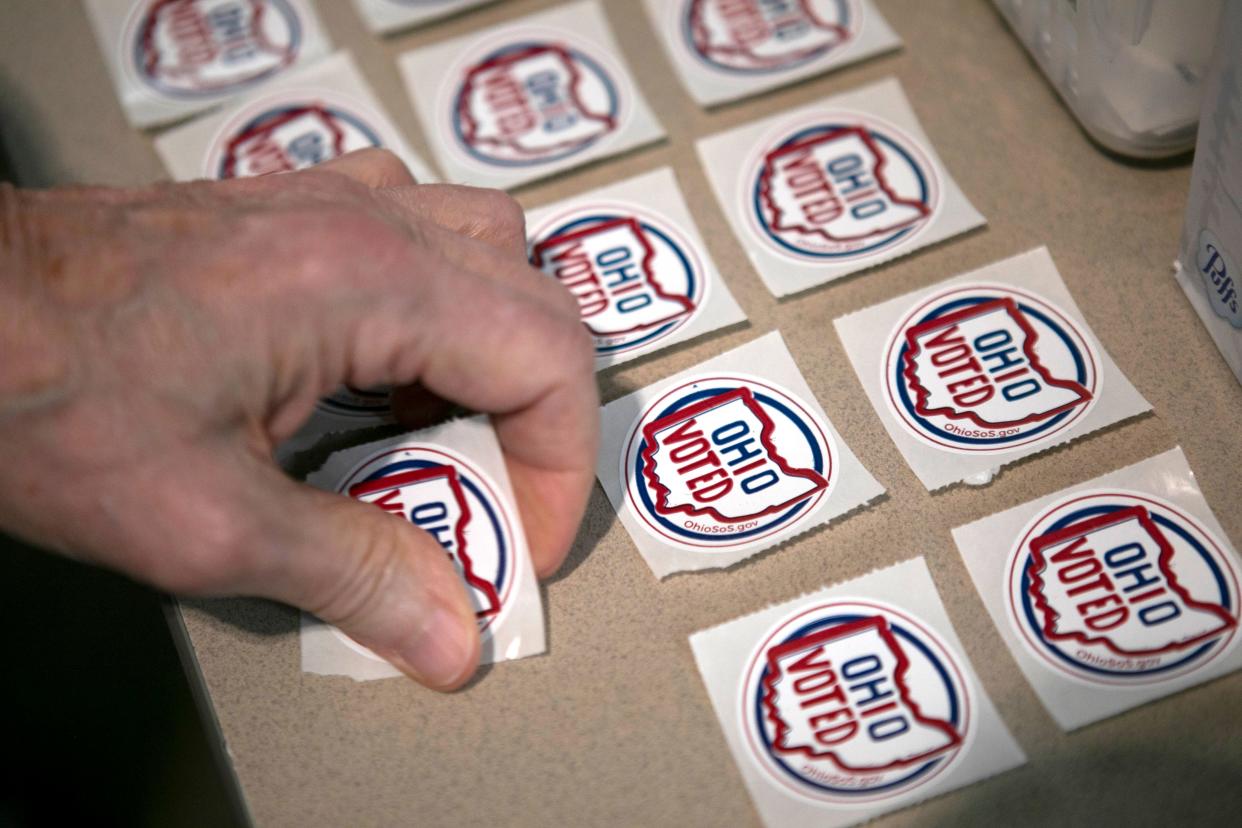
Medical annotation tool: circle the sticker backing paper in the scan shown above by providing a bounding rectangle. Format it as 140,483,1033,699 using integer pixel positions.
834,247,1151,490
85,0,332,128
598,331,883,578
952,447,1242,730
398,0,665,190
351,0,496,34
697,77,984,297
525,166,747,370
641,0,901,107
690,557,1026,827
300,416,546,679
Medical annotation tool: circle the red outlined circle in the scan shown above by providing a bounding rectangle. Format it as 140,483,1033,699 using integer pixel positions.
621,373,835,551
739,598,972,804
1005,490,1241,686
881,282,1101,454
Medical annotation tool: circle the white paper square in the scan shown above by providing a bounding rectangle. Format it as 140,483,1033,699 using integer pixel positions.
525,167,747,371
641,0,901,107
84,0,333,129
300,416,546,679
697,77,984,297
397,0,665,190
833,247,1151,490
598,331,883,578
154,50,437,182
690,556,1026,828
350,0,497,34
952,447,1242,730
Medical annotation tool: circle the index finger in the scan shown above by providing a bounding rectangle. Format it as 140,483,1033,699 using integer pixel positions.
364,252,599,577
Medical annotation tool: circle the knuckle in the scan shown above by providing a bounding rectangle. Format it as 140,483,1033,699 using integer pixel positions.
149,517,257,595
543,274,585,319
549,308,595,373
478,189,526,239
357,147,412,180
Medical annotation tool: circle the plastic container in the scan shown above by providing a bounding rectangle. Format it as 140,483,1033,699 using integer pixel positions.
992,0,1225,158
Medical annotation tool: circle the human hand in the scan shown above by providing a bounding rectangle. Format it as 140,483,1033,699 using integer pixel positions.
0,149,597,690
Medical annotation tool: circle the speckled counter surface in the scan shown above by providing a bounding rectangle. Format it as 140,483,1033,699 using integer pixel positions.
3,1,1240,825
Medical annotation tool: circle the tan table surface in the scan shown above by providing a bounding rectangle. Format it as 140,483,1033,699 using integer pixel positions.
4,1,1241,825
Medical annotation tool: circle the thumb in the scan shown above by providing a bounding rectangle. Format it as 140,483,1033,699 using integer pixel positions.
239,463,481,690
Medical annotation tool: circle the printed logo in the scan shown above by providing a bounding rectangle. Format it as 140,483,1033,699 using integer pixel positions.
623,375,834,550
316,385,392,419
882,284,1099,453
748,117,937,262
213,100,386,178
1197,227,1242,328
340,444,517,628
453,41,620,167
529,207,706,357
1007,491,1241,684
684,0,857,74
742,601,969,802
131,0,302,98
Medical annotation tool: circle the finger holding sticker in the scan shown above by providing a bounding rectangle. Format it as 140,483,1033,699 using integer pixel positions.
0,147,597,692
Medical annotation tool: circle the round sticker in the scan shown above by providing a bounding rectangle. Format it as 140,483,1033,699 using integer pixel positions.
129,0,302,99
882,283,1100,454
622,374,835,551
1007,490,1240,685
745,113,938,262
741,600,970,803
451,37,621,167
207,93,391,178
339,444,518,632
529,202,708,358
683,0,859,74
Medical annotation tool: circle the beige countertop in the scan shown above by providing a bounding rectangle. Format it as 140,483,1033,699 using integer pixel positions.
3,1,1240,825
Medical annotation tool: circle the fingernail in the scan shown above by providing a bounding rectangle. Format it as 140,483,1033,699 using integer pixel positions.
394,607,476,690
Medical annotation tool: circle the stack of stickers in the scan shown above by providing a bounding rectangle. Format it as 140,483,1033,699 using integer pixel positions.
81,2,1241,826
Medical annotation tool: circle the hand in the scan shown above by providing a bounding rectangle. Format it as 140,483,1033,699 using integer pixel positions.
0,149,598,691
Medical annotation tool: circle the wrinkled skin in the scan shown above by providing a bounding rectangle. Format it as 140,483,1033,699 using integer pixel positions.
0,149,598,690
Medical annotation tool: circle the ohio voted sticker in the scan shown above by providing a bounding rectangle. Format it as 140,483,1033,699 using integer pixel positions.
338,444,516,629
835,247,1151,490
350,0,496,34
953,448,1242,730
155,51,436,183
745,603,967,802
301,417,546,679
1010,494,1239,684
525,167,745,369
130,0,304,98
698,78,983,297
598,332,883,578
884,284,1099,454
398,0,664,190
642,0,900,106
690,558,1025,828
85,0,332,128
